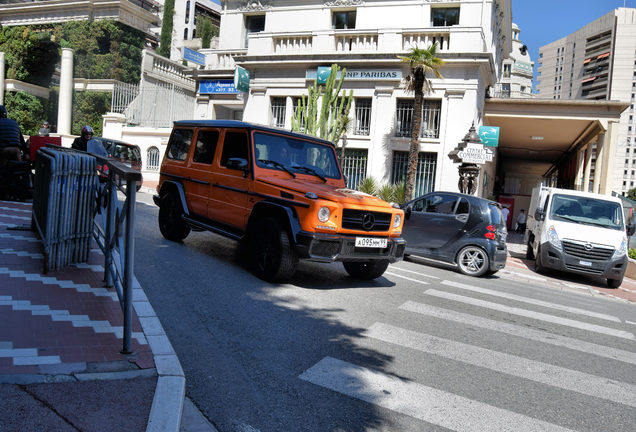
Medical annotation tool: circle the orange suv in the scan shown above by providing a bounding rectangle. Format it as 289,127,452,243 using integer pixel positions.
154,120,405,281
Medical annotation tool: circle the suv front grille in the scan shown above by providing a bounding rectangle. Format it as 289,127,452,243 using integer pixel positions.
342,209,392,232
562,239,614,260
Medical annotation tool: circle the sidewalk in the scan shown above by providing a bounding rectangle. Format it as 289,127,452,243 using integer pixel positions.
0,199,189,432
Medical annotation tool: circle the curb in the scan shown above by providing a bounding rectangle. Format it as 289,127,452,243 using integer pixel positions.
131,275,186,432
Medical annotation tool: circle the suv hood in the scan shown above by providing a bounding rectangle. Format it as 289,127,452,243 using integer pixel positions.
259,176,396,209
550,220,626,247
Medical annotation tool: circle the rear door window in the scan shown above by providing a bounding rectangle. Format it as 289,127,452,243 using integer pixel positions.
220,130,249,167
193,130,219,165
167,129,194,161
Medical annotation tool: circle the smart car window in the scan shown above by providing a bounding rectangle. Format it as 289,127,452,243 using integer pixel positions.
424,194,458,214
167,129,193,161
220,130,249,167
456,198,469,215
193,130,219,164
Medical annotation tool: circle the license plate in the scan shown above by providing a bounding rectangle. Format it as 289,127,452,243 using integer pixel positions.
355,237,387,248
579,260,592,267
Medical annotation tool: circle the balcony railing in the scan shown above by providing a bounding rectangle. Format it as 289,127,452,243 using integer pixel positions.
274,35,313,53
199,48,247,70
335,32,378,52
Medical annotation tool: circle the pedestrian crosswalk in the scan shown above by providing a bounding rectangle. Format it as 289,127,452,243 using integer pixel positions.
299,263,636,431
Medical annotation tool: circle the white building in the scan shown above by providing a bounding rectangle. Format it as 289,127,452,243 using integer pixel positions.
193,0,512,196
536,7,636,196
492,23,533,98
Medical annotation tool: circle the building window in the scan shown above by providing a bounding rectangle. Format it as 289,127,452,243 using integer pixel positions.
431,7,459,26
147,146,160,170
340,149,368,190
332,10,356,29
391,151,437,197
503,64,511,78
395,99,441,139
270,97,286,128
185,0,190,24
184,28,188,40
354,98,372,136
245,15,265,47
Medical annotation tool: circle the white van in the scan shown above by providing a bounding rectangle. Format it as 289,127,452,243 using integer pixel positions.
525,186,635,288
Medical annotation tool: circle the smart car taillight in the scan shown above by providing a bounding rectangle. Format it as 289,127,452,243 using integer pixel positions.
485,225,496,239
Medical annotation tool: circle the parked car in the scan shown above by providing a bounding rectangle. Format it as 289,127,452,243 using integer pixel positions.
153,120,406,282
92,137,143,191
401,191,507,276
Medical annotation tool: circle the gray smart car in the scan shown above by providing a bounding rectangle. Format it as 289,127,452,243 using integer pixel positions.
401,191,507,276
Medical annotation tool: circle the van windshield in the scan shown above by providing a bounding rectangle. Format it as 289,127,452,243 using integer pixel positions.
253,132,342,180
549,194,624,230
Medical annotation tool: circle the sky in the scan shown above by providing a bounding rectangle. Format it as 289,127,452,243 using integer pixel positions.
511,0,636,87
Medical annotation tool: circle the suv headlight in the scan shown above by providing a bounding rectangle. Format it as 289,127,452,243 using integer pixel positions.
613,236,628,259
547,225,562,250
393,213,402,228
318,206,331,223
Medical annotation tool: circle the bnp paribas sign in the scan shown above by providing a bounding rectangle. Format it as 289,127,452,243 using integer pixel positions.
305,69,402,81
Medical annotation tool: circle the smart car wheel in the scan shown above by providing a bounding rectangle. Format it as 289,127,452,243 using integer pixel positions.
343,260,389,280
249,217,298,282
457,246,490,277
158,193,190,242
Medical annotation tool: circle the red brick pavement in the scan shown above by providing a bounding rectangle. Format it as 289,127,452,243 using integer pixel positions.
0,200,154,376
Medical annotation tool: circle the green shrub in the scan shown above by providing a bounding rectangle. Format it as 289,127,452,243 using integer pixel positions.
3,92,48,136
356,177,407,205
71,91,111,136
629,248,636,260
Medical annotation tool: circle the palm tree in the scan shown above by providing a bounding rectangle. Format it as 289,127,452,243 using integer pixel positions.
398,43,444,200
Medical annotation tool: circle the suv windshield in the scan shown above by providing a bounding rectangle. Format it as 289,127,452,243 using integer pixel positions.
549,194,624,230
253,132,341,179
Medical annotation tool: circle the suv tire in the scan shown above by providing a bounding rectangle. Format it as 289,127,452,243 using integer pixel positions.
457,245,490,276
158,193,191,242
249,217,298,282
343,260,389,280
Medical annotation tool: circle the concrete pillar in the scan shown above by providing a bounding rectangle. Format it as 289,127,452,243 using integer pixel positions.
592,133,604,194
574,147,585,191
0,52,5,106
582,141,593,193
57,48,74,135
600,120,618,195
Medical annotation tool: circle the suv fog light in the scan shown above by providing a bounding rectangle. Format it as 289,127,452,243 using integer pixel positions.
393,213,402,228
318,206,331,222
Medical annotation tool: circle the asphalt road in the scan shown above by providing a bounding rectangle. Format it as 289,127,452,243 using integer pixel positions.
133,192,636,432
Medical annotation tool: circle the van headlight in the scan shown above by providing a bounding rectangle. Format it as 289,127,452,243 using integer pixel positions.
318,206,330,223
548,225,562,250
393,213,402,228
613,236,628,259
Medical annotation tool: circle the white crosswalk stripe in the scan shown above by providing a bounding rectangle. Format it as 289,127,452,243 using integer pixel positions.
300,357,577,432
424,288,635,340
366,322,636,407
440,279,621,322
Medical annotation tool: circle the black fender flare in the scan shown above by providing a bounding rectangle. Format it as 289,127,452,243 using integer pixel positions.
247,201,302,242
157,181,190,216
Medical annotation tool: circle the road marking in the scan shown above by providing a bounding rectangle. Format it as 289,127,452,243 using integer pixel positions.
399,301,636,365
441,280,621,323
388,266,440,279
424,289,635,340
627,320,636,326
499,269,547,282
300,357,576,432
385,271,429,285
367,322,636,408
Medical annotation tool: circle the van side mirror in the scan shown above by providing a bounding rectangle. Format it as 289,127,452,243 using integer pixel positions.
534,208,545,221
226,157,249,171
627,223,635,237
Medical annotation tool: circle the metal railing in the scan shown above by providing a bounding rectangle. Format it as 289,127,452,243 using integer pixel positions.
32,145,142,354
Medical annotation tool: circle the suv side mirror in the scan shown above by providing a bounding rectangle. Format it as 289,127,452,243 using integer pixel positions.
627,223,635,236
226,157,249,171
534,207,545,221
404,205,412,219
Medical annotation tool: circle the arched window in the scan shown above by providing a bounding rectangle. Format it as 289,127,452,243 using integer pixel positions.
185,0,191,24
184,28,188,40
147,146,160,171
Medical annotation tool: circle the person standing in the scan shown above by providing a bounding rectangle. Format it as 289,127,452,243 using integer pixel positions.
516,209,527,233
501,205,510,229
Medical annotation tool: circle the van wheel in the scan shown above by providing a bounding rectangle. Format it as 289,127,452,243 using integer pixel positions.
158,193,190,241
526,240,535,260
250,217,298,282
535,246,545,273
457,246,490,276
343,260,389,280
607,277,623,288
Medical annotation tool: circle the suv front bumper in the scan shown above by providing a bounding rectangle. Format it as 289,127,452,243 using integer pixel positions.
538,241,627,279
296,232,406,263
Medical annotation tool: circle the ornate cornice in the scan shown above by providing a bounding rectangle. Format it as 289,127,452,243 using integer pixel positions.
324,0,364,6
238,1,272,11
